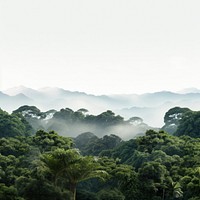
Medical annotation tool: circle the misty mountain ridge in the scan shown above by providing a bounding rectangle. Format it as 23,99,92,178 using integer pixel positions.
1,86,200,127
177,87,200,94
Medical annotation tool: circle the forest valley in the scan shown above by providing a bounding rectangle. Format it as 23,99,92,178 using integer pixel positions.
0,106,200,200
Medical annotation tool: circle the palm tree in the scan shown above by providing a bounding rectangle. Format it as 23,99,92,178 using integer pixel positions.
172,182,183,199
40,148,107,200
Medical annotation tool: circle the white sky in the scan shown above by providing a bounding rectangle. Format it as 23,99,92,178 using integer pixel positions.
0,0,200,95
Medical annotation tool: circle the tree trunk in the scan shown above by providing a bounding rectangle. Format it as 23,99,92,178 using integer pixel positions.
69,183,77,200
162,188,165,200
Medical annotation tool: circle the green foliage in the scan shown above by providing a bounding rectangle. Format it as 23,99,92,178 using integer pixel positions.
98,188,125,200
74,132,99,154
32,130,73,153
75,133,122,156
16,176,64,200
0,137,30,157
76,190,98,200
162,107,191,134
0,109,31,137
0,183,20,200
110,130,200,199
1,106,200,200
14,105,151,139
94,110,124,127
13,105,56,132
53,108,74,121
40,148,108,200
13,105,42,117
176,111,200,137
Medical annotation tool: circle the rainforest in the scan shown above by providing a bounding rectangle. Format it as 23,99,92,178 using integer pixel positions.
0,106,199,200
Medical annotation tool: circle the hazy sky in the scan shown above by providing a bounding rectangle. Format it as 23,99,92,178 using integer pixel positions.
0,0,200,95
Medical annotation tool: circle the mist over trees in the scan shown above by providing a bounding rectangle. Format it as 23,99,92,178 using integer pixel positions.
3,86,200,127
12,105,154,139
0,105,200,199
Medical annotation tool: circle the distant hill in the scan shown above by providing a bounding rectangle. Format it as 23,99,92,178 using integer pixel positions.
0,90,34,112
177,87,200,94
2,86,200,126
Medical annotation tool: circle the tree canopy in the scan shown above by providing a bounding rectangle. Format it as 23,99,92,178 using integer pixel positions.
0,107,200,200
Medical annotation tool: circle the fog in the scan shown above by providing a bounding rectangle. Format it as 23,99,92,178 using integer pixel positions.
44,119,154,140
2,86,200,129
11,105,157,140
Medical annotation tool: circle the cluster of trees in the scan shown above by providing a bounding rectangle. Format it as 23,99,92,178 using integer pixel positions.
109,130,200,199
162,107,191,134
0,109,135,199
162,106,200,138
13,106,152,139
0,128,137,200
74,132,122,156
0,109,33,137
0,107,200,199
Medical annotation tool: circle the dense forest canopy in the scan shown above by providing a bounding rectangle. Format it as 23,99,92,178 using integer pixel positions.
0,106,200,200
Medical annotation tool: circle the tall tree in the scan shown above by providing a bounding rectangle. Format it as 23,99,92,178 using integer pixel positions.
41,148,107,200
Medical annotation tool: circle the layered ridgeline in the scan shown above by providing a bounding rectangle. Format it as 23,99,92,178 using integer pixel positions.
2,86,200,126
0,106,200,200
